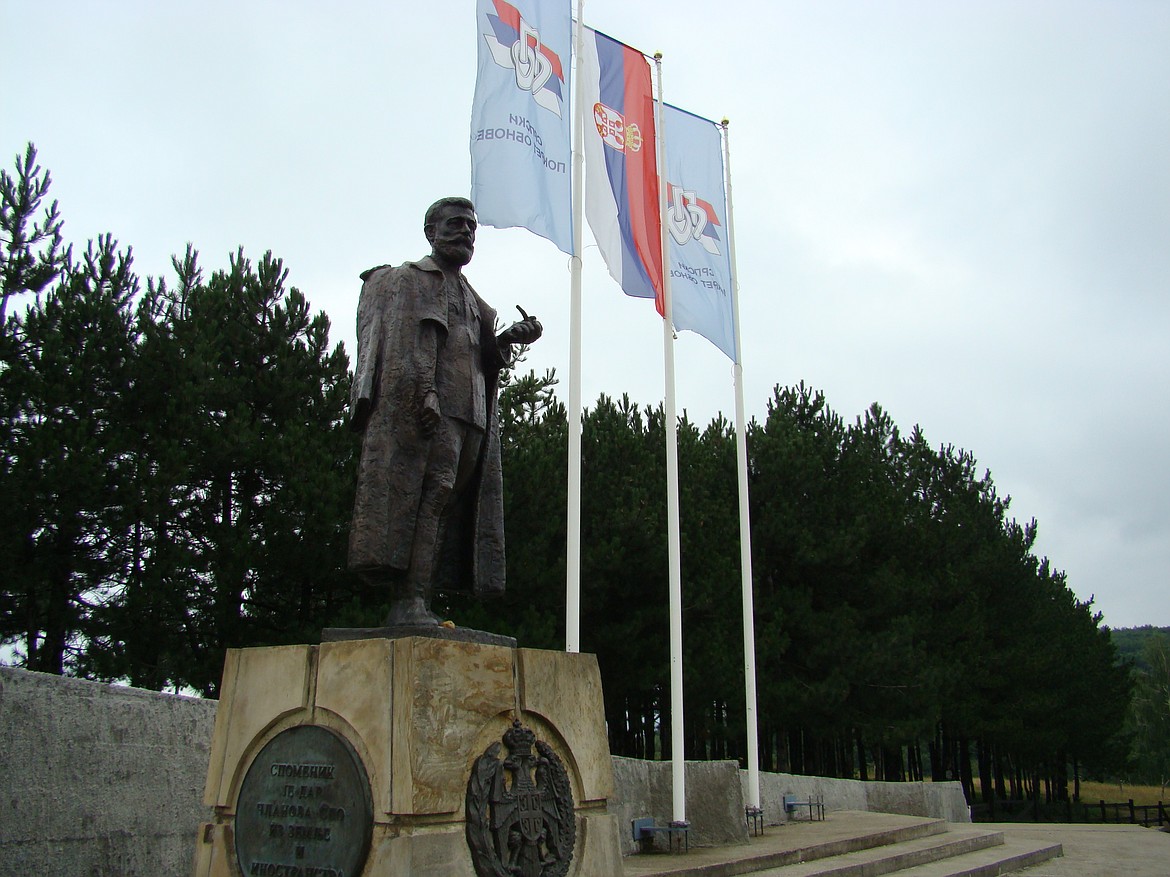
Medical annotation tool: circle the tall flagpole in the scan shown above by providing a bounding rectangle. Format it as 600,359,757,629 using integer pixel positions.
722,118,761,810
565,0,586,654
654,52,687,826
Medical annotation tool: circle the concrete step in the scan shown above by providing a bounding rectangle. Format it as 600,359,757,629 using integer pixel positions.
868,835,1063,877
622,813,951,877
620,813,1065,877
749,826,1008,876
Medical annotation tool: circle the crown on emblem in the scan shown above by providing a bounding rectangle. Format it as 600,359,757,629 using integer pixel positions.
625,123,642,153
503,719,536,754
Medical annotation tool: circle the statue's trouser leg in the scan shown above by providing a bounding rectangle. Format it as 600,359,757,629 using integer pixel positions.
384,418,481,626
452,424,483,495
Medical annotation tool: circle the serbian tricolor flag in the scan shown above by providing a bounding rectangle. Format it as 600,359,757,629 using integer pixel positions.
470,0,573,254
580,27,663,305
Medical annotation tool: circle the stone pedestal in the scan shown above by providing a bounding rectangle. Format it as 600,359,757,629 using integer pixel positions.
192,638,623,876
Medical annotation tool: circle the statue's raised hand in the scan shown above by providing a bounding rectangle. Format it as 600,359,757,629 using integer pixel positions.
498,305,543,347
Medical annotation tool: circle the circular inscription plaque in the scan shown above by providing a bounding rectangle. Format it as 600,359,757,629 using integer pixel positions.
235,725,373,877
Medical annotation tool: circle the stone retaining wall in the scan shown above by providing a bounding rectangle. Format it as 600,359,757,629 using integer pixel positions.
749,769,971,827
0,666,217,877
610,756,749,854
606,757,971,855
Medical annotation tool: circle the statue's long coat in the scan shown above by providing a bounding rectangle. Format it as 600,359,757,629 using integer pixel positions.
347,256,506,595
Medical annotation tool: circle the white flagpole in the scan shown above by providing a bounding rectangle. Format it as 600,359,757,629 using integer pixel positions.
722,118,761,810
565,0,586,654
654,52,687,826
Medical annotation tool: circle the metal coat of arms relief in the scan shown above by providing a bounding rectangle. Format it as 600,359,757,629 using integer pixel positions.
465,719,576,877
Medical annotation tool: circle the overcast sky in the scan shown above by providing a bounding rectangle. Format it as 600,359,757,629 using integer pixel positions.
3,1,1168,629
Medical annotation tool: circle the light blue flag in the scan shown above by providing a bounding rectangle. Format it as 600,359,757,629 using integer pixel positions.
662,104,737,361
470,0,572,254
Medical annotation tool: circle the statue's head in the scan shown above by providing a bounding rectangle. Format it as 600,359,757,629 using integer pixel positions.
424,196,477,268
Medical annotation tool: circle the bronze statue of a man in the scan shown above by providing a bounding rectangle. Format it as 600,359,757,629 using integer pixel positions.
348,197,542,627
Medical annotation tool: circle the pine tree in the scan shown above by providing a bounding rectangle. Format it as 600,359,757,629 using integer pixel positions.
85,248,357,694
1128,633,1170,795
1,143,69,323
0,235,139,672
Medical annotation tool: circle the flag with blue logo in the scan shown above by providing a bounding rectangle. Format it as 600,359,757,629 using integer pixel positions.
662,104,737,361
470,0,572,254
579,26,663,305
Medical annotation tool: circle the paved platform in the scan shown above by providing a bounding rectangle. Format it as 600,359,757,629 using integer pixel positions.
988,823,1170,877
619,811,1169,877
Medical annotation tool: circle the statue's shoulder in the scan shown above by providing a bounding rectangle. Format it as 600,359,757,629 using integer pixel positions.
359,263,394,282
360,259,438,284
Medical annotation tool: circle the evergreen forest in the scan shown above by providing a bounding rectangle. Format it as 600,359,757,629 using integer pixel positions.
3,145,1165,809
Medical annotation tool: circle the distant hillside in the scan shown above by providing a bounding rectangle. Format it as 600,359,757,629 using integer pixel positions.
1110,625,1170,672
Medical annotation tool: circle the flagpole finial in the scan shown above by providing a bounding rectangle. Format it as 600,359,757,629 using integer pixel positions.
654,51,663,60
721,118,730,127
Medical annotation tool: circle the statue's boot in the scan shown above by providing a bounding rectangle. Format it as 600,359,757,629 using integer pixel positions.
383,590,442,627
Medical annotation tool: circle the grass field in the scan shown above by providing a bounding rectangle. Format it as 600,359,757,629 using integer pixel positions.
1077,780,1166,806
971,778,1166,805
969,779,1167,824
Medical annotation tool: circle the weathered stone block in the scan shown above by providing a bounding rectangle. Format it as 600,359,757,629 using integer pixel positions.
196,637,619,875
316,637,395,814
390,637,516,815
517,648,613,803
205,644,314,808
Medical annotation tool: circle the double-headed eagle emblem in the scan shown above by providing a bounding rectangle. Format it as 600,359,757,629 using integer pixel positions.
465,720,576,877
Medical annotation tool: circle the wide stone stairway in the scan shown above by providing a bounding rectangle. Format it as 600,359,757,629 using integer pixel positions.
620,811,1063,877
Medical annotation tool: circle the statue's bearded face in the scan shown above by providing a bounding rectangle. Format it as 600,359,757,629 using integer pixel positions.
428,205,477,267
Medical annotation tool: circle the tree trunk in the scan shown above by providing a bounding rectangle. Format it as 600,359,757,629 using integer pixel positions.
928,724,944,782
32,521,80,675
994,746,1008,800
978,737,994,803
958,735,975,803
1054,751,1069,802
